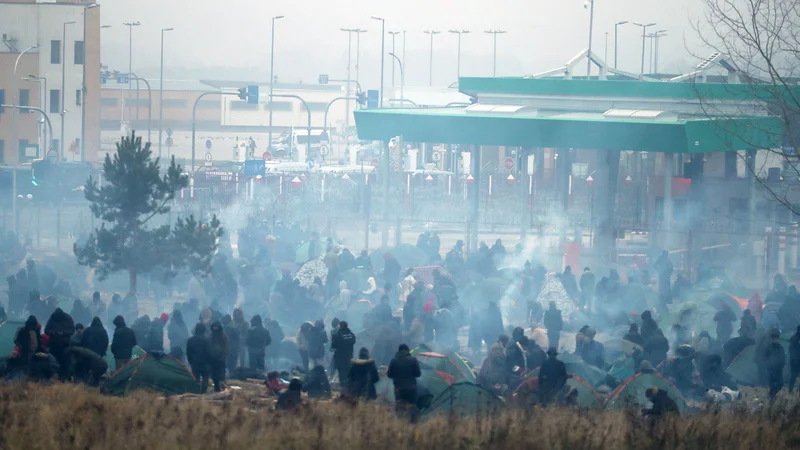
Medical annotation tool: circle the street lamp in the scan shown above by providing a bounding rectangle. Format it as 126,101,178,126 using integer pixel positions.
11,44,38,166
632,21,656,78
389,52,404,104
388,31,400,86
24,74,47,152
585,0,595,78
614,21,628,69
448,30,470,80
62,21,76,159
123,21,141,126
371,16,385,108
484,30,506,77
354,29,367,84
424,30,440,86
158,27,174,159
651,29,667,74
268,15,284,150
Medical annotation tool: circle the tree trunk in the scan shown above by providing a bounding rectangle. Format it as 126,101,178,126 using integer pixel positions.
129,269,137,295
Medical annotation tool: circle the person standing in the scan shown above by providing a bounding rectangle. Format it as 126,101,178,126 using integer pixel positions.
80,317,109,358
331,320,356,383
167,310,190,360
209,321,230,392
654,251,674,311
187,323,212,393
544,302,563,351
45,307,75,380
713,306,737,345
145,313,168,353
765,329,786,401
538,348,568,405
387,344,421,418
308,320,328,368
110,315,137,371
579,267,596,311
245,315,272,374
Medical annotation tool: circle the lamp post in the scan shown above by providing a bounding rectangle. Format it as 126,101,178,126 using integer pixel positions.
24,75,46,150
448,30,470,80
484,30,506,77
388,31,400,86
157,27,174,159
354,29,367,84
80,4,99,162
585,0,595,78
614,21,628,69
11,44,38,166
371,16,385,108
651,30,667,74
633,22,656,78
424,30,440,86
123,21,141,126
268,15,284,150
389,52,404,104
61,20,76,159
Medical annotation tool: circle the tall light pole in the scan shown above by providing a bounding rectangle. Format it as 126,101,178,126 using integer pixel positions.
354,29,367,85
614,21,628,69
81,4,99,162
402,30,406,79
341,28,355,130
389,52,404,104
633,22,656,78
424,30,440,86
484,30,506,77
268,15,284,150
123,21,141,126
605,32,609,66
652,29,667,74
388,31,400,86
158,27,174,159
448,29,470,80
61,20,76,159
371,16,385,108
24,74,46,151
11,44,38,165
585,0,596,78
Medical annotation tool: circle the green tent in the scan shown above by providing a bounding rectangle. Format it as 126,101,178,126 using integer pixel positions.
101,352,201,396
104,345,146,373
607,356,637,384
0,321,24,356
412,347,476,382
605,372,688,413
375,367,456,404
512,375,604,409
531,352,607,388
421,382,504,419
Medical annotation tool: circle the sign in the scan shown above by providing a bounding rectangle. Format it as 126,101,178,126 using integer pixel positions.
504,157,515,171
425,174,434,183
432,151,441,162
370,158,379,168
205,139,212,150
466,174,474,183
24,145,39,158
507,174,516,185
247,85,259,104
204,152,212,162
243,159,266,177
262,151,272,161
319,144,329,157
342,173,351,181
306,158,315,169
165,137,173,147
367,90,379,108
291,176,302,187
318,74,329,85
117,74,129,84
166,128,173,137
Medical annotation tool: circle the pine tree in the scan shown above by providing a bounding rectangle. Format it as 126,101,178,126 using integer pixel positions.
75,132,223,294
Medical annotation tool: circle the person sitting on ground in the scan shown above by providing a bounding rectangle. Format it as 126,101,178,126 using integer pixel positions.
266,371,289,396
643,387,680,417
276,378,303,410
302,365,332,399
347,347,380,401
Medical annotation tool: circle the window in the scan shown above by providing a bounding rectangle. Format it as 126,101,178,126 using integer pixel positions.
196,100,219,109
571,162,589,178
18,139,29,161
123,98,150,107
50,89,60,113
19,89,30,107
230,101,257,111
161,99,188,108
0,90,4,114
50,40,61,64
268,101,293,111
74,40,84,65
76,89,82,106
0,140,4,163
100,98,118,107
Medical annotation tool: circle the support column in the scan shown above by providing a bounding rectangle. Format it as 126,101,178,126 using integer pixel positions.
470,145,481,251
779,227,787,275
594,149,621,263
662,153,674,249
687,155,705,277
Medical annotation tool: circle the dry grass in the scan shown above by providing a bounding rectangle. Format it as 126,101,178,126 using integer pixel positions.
1,383,800,449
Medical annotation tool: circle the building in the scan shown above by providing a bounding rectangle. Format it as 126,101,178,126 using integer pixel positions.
0,0,101,164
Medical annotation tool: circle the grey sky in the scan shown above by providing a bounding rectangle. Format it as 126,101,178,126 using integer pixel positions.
99,0,705,86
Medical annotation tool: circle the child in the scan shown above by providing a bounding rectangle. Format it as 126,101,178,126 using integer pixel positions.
266,371,288,396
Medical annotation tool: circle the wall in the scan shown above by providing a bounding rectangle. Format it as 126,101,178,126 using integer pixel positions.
0,53,39,163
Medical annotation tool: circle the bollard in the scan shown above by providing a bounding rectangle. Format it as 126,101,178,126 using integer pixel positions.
779,227,787,275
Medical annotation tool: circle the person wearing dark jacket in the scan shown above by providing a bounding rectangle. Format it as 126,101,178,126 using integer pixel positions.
765,330,786,400
559,266,579,300
167,310,190,360
276,378,303,410
45,307,75,380
209,321,230,392
644,387,679,417
145,313,168,353
579,267,596,311
303,365,332,399
640,310,662,342
387,344,422,412
644,333,670,367
580,328,605,369
539,348,568,405
789,325,800,391
505,335,529,390
14,315,42,362
331,321,356,383
64,345,108,385
700,354,737,391
723,328,756,366
187,323,212,393
222,314,240,373
372,295,394,327
544,302,563,351
714,306,737,344
80,317,109,358
382,254,402,287
483,301,505,347
110,315,137,370
354,250,372,269
347,347,380,400
623,324,645,347
131,315,151,349
70,299,92,329
265,319,284,365
246,315,272,373
308,320,328,367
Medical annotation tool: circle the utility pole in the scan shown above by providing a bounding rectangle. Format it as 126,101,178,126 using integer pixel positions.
484,30,506,77
61,20,76,159
388,31,400,86
633,22,656,79
449,29,470,80
158,27,174,159
585,0,595,78
268,15,284,150
371,17,385,108
354,29,367,85
341,28,355,130
123,21,141,128
424,30,440,86
614,21,628,69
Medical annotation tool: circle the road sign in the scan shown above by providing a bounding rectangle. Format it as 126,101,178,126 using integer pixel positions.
247,85,259,104
306,158,315,169
371,158,379,168
47,149,58,162
504,157,515,171
291,176,302,187
205,139,212,150
319,144,329,157
367,90,379,108
204,152,212,162
165,137,173,147
117,74,129,84
432,151,441,162
262,151,272,161
243,159,266,177
318,74,329,84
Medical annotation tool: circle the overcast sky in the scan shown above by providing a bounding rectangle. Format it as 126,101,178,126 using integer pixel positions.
98,0,709,86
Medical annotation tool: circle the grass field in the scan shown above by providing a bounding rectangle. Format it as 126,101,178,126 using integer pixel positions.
2,383,800,449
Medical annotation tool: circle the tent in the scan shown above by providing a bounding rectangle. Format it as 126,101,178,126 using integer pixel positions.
369,244,429,270
412,266,451,288
104,345,146,373
376,367,457,404
512,375,604,409
295,237,337,264
726,345,761,386
421,382,504,419
530,352,607,388
607,356,637,384
412,351,476,382
535,274,574,322
101,352,201,396
605,372,688,413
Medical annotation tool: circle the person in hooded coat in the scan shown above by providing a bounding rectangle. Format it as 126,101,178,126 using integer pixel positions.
232,308,250,367
640,310,662,340
643,330,670,367
14,315,42,363
70,299,91,329
483,301,505,348
45,307,74,380
543,302,563,351
764,329,786,400
354,250,372,270
187,323,212,393
303,365,332,399
331,320,356,383
579,267,596,311
559,266,579,300
131,316,151,349
644,387,680,418
539,348,568,406
308,320,328,367
382,254,402,288
80,317,109,358
347,347,380,400
209,321,230,392
145,313,168,353
479,335,509,390
714,306,737,344
167,310,190,360
700,354,737,391
372,295,394,327
276,378,303,410
246,315,272,373
265,319,284,365
91,291,107,325
110,315,137,370
580,328,605,369
388,344,422,416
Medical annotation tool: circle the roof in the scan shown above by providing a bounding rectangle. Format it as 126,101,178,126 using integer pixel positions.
353,107,782,153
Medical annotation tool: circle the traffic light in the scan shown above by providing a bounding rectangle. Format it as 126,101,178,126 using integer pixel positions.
356,91,367,107
31,174,38,187
238,87,248,100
